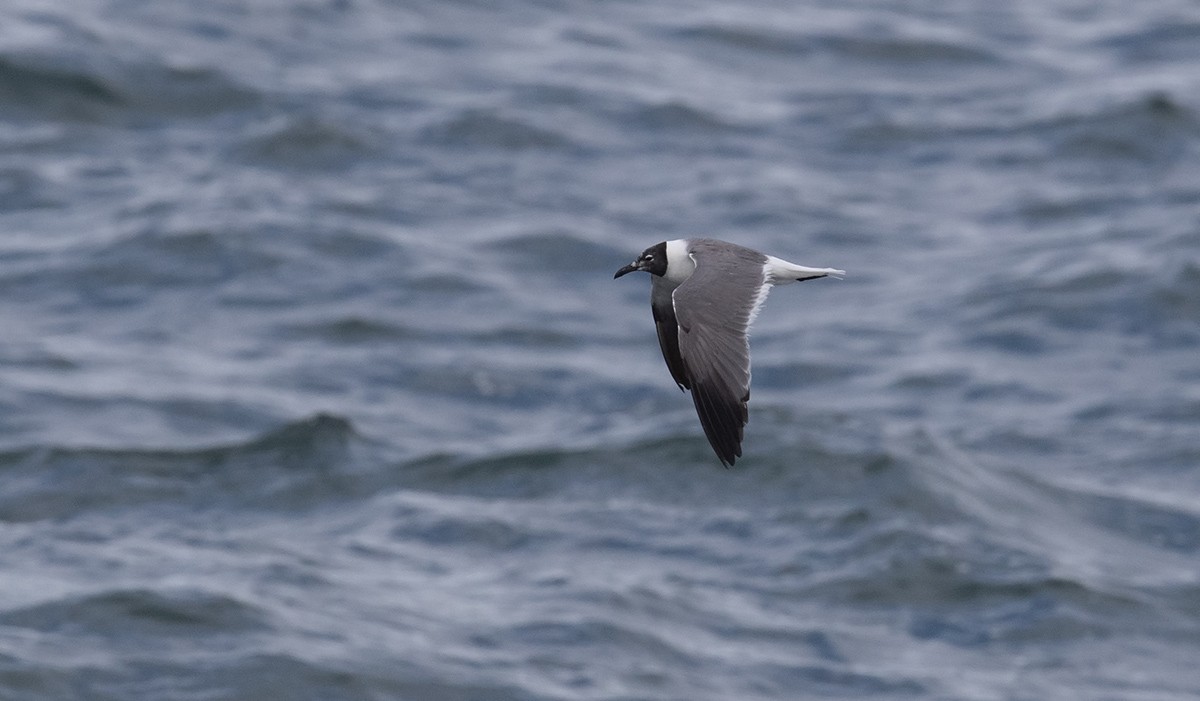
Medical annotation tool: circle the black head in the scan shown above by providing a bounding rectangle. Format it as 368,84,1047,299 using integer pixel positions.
614,241,668,279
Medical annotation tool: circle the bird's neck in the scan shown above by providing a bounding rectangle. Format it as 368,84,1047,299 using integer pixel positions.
663,239,695,285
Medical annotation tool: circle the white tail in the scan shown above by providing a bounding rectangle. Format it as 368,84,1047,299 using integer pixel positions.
764,255,845,285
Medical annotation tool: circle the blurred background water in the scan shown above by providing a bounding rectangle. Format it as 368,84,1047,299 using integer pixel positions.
1,1,1199,699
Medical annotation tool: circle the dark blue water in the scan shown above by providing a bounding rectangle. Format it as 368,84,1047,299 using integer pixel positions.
2,1,1199,699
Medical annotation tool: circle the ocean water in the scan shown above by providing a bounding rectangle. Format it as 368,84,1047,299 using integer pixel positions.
2,1,1199,699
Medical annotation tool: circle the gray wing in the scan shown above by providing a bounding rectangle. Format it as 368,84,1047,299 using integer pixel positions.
671,240,767,467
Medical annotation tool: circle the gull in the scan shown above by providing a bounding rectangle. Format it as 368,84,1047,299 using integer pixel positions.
615,239,844,467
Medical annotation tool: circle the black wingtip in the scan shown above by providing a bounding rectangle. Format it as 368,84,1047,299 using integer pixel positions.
716,442,740,468
689,383,745,470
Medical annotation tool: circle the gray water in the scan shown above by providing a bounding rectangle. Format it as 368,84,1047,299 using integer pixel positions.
2,1,1199,699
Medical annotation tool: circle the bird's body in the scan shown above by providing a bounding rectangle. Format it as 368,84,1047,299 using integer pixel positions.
615,238,844,467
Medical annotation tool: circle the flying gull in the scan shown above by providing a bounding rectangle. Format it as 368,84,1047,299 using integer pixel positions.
615,238,844,467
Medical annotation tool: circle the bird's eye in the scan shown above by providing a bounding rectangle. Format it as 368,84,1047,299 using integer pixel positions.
643,254,653,261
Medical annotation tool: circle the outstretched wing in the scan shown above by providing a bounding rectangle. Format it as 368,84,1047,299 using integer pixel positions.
671,240,767,467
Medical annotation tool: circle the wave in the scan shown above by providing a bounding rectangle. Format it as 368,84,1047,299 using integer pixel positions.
1038,90,1198,167
0,51,258,122
421,108,578,151
888,431,1200,589
619,99,741,134
837,87,1198,177
1095,20,1200,65
675,20,1004,64
0,414,379,521
0,587,270,636
962,255,1200,345
0,228,287,308
3,410,1195,607
236,114,382,170
0,55,122,118
1,413,1197,699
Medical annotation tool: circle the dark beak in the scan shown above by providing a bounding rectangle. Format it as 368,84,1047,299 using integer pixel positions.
614,262,639,279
